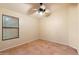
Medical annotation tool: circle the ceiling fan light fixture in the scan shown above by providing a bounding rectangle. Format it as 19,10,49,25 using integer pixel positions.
35,10,44,16
32,3,51,17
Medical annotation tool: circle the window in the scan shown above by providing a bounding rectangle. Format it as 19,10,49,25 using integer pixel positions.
2,15,19,41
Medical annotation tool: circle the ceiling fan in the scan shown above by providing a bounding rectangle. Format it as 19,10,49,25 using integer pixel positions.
27,3,51,17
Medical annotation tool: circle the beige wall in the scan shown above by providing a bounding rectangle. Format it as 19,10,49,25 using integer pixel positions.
40,5,68,45
0,7,39,51
68,4,79,53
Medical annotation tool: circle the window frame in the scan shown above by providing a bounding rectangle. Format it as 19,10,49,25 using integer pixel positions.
2,14,19,41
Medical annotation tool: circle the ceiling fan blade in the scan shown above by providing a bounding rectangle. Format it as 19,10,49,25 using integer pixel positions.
33,9,38,10
26,3,40,15
27,9,36,15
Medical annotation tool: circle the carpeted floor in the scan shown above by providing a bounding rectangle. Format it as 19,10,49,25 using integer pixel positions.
0,39,78,55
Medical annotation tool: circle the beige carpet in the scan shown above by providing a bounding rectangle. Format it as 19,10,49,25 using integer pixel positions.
0,39,78,55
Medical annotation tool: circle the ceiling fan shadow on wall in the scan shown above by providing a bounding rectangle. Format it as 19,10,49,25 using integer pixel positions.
27,3,51,17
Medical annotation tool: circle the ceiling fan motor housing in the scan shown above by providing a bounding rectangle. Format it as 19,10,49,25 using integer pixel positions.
38,8,46,12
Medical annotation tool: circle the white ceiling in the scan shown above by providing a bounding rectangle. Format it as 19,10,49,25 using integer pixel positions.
0,3,32,14
0,3,77,15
